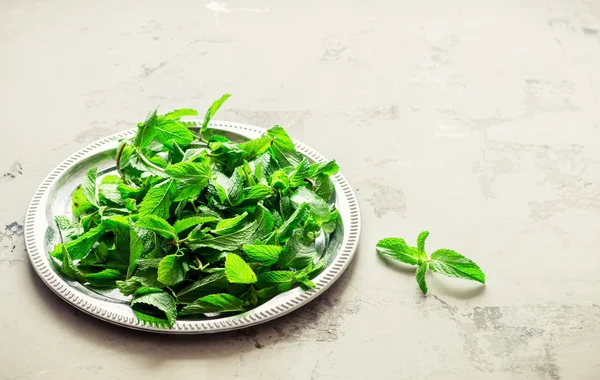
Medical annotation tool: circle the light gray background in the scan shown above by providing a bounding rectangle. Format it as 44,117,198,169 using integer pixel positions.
1,0,599,379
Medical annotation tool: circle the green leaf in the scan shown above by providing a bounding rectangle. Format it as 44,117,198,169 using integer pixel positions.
164,108,198,120
255,282,293,300
417,231,429,261
179,293,244,316
267,126,302,168
188,219,259,251
239,135,273,160
157,254,186,286
211,212,248,235
256,271,295,287
164,161,212,199
85,269,123,287
103,215,130,250
270,170,290,192
128,227,155,278
57,244,83,280
200,94,231,136
244,184,274,201
116,278,144,296
63,224,105,260
81,168,98,207
138,179,176,219
98,183,125,206
307,160,339,177
290,187,335,229
153,120,195,148
134,109,158,149
167,163,213,202
125,198,137,212
173,215,218,234
211,169,244,206
135,215,177,241
416,262,428,294
182,148,206,162
131,291,177,326
288,159,310,188
376,238,420,266
277,203,309,241
136,258,162,270
243,244,281,266
429,249,485,284
277,229,318,270
224,253,257,284
176,272,228,304
71,187,96,219
55,216,83,244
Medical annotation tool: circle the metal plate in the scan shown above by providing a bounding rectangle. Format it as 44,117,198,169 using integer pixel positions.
24,121,361,333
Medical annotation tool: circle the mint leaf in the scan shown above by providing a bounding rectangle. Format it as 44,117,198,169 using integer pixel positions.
81,168,98,207
71,187,96,218
416,262,428,294
429,249,485,284
173,215,218,234
256,282,293,300
239,135,273,160
211,169,244,206
134,109,158,149
417,231,429,261
128,227,155,278
267,126,302,168
176,272,228,304
157,254,186,286
211,212,248,235
55,216,83,244
63,224,105,260
58,244,83,280
225,253,257,284
85,269,123,287
116,277,144,296
164,108,198,120
154,120,195,148
256,271,295,287
307,160,339,177
138,179,176,219
278,229,318,270
135,215,177,241
243,244,281,266
131,291,177,326
244,184,274,201
164,161,212,201
277,203,309,241
179,293,244,316
376,238,420,266
200,94,231,137
188,220,259,251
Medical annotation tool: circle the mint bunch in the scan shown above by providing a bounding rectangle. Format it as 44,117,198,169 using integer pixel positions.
49,94,340,327
376,231,485,294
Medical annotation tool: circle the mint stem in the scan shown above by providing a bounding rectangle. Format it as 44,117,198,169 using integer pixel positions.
136,149,165,172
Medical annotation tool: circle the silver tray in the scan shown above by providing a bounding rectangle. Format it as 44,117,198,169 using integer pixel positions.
24,121,361,333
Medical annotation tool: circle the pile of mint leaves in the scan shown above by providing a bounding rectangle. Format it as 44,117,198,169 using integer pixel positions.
50,94,341,327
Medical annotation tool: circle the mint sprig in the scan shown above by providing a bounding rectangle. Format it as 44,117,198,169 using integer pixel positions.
376,231,485,294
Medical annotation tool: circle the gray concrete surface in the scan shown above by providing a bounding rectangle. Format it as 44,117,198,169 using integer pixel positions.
1,0,600,379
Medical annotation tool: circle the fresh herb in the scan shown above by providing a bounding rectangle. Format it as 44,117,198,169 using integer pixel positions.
376,231,485,294
50,94,340,327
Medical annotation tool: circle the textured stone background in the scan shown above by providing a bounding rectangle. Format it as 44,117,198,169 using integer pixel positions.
1,0,600,379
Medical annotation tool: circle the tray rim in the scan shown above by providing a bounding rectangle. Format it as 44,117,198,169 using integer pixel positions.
24,120,361,334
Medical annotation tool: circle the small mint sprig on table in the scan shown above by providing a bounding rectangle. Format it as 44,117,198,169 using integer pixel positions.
376,231,485,294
